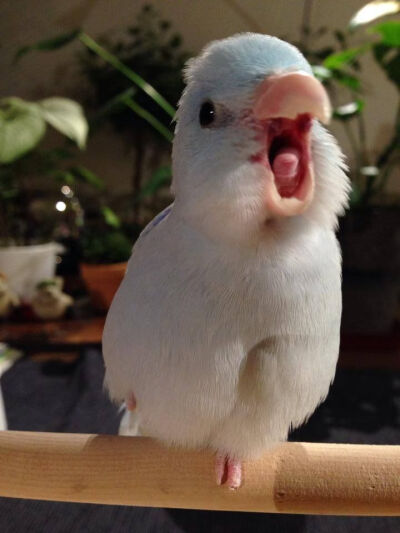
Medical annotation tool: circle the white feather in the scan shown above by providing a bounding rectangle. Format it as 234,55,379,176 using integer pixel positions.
103,33,350,460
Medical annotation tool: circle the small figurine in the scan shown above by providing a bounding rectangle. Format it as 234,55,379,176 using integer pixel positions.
0,273,20,319
31,278,73,320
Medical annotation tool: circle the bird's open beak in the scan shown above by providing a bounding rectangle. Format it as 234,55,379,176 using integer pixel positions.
251,71,331,217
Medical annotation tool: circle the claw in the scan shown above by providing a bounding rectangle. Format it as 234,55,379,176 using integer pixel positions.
215,452,242,489
126,392,136,411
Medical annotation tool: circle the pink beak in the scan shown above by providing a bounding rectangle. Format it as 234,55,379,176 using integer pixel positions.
253,71,331,123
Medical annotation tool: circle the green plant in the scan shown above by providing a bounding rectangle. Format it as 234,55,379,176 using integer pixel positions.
81,229,133,264
79,5,185,137
75,197,138,264
0,96,102,245
16,4,183,223
297,0,400,206
77,3,188,222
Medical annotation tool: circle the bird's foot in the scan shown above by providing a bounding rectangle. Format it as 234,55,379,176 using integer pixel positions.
126,392,136,411
215,452,242,489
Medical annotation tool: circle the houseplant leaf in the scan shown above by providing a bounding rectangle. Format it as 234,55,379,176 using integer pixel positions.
333,100,365,120
38,98,88,149
349,1,400,29
138,166,172,199
371,20,400,45
15,29,81,61
373,43,400,86
79,33,176,119
0,99,46,163
52,170,76,185
331,70,361,91
123,97,174,143
101,206,121,228
69,165,104,189
323,46,369,69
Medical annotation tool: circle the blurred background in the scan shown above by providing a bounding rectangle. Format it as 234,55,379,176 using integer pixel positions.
0,1,399,531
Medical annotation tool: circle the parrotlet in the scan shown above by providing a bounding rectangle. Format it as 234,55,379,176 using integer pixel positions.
103,33,350,489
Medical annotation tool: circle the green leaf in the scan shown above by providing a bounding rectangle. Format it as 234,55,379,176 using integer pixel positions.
331,70,361,91
15,30,81,61
52,170,76,185
373,43,400,86
0,99,46,163
90,87,137,129
333,100,365,120
349,182,362,206
371,20,400,46
323,46,369,69
69,165,104,189
79,33,176,119
101,206,121,228
349,1,400,29
45,147,74,162
334,30,347,46
69,165,104,190
383,51,400,86
312,65,332,81
82,230,131,263
139,165,172,199
123,97,174,143
38,97,88,149
361,166,380,179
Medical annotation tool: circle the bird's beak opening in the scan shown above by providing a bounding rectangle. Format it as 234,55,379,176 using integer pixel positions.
251,71,331,218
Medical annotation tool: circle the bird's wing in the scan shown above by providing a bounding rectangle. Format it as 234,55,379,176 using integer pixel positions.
140,204,173,239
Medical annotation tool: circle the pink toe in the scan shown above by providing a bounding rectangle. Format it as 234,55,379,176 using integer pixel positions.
215,454,243,488
215,452,226,485
226,458,242,489
126,393,136,411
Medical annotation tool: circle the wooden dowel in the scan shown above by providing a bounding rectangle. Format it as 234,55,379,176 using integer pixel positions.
0,431,399,515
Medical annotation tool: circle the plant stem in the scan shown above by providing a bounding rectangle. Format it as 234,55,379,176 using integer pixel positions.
356,111,367,165
375,158,399,197
89,87,137,130
376,102,400,168
123,97,174,143
342,120,360,166
79,33,176,119
299,0,314,52
373,101,400,196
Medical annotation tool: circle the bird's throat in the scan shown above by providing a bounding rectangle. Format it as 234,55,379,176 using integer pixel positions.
250,114,315,217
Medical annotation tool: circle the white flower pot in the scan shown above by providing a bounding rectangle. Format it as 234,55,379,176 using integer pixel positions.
0,242,63,301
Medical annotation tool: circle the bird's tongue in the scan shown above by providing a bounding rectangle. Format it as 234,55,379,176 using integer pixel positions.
271,147,301,197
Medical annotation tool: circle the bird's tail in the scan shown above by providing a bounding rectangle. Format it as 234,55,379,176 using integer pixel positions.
118,404,142,436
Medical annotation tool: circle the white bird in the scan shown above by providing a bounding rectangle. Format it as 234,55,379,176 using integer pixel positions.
103,33,350,489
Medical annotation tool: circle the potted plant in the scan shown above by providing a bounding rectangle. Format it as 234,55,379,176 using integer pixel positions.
16,4,185,229
79,206,134,312
295,0,400,332
0,95,94,301
78,3,188,225
326,6,400,333
16,9,186,311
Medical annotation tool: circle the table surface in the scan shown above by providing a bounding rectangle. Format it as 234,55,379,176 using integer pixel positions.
1,317,399,368
0,317,105,351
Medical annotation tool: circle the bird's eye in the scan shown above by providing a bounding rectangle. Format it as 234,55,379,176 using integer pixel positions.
199,101,216,127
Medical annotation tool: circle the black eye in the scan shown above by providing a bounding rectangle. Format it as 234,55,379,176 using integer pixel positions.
199,100,215,127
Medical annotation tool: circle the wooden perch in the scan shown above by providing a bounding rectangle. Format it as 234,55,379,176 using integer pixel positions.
0,431,399,515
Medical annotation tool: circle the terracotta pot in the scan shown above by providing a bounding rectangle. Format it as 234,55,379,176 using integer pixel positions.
80,262,127,312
